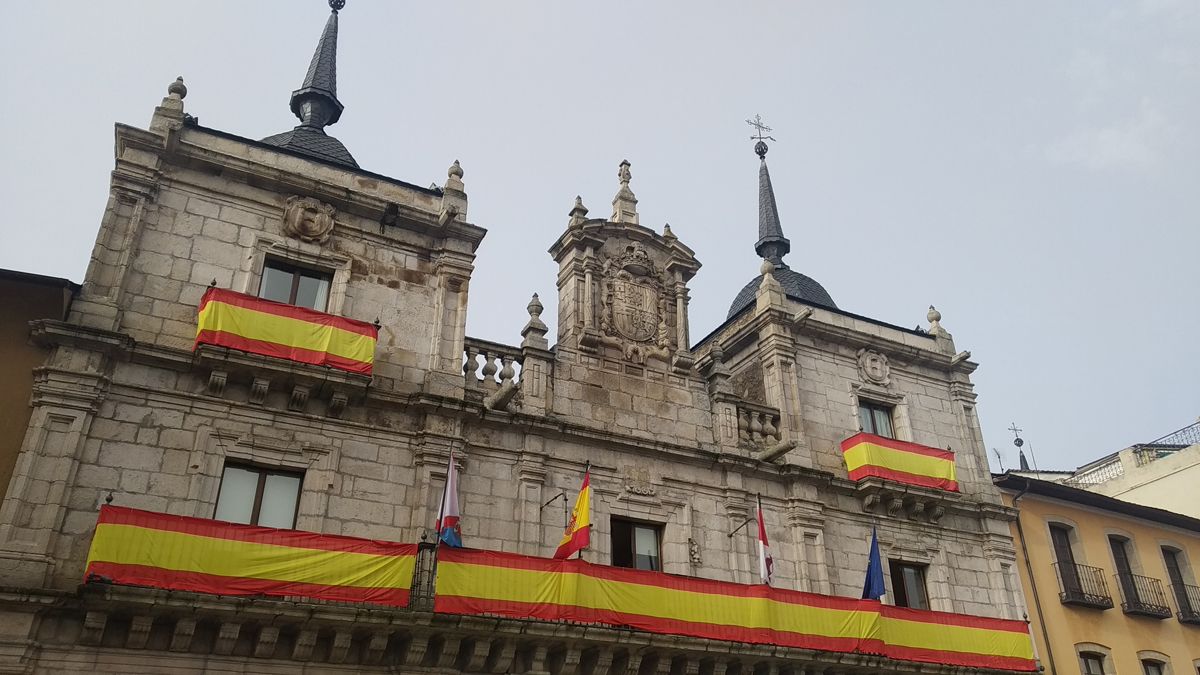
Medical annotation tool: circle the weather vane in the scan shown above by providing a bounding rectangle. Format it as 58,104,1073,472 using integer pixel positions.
746,115,776,158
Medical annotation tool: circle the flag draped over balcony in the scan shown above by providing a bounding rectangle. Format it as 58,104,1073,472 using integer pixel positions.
436,449,463,547
756,494,774,586
554,466,591,559
840,433,959,492
194,287,378,375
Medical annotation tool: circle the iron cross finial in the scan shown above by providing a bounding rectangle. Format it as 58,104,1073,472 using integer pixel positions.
747,114,776,143
1007,423,1023,438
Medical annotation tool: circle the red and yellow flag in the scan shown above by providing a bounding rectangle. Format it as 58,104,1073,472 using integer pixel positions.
840,433,958,492
553,468,591,559
85,506,416,607
434,548,1035,671
195,287,378,375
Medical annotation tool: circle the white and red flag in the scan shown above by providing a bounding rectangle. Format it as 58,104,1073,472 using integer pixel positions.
756,494,774,585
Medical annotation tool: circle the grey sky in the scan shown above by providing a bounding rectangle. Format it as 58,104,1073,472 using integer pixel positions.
3,1,1197,472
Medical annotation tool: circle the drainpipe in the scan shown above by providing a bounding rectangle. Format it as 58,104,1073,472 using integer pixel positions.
1012,478,1057,675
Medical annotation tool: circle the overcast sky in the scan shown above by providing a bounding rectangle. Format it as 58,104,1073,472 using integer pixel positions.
3,2,1197,471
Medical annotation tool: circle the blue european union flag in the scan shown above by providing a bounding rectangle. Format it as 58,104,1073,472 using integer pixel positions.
862,526,886,600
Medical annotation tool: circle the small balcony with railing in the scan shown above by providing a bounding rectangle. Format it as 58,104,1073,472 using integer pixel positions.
1171,581,1200,625
1114,572,1172,619
1053,562,1114,609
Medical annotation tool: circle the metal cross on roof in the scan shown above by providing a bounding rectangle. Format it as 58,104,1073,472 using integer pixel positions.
1007,423,1023,438
746,114,777,143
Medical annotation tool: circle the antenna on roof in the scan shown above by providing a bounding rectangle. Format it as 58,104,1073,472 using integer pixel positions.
992,448,1005,473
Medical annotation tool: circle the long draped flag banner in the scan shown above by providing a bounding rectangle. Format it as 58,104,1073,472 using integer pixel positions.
434,548,1035,672
195,287,378,375
840,433,959,492
84,506,416,607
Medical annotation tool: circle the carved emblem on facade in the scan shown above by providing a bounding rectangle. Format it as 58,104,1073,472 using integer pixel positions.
599,244,671,363
856,348,891,387
282,196,336,244
623,465,657,496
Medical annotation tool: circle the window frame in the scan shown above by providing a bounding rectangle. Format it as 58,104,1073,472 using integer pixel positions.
888,559,930,610
214,462,304,529
1080,652,1106,675
858,401,895,439
258,256,333,311
610,516,663,572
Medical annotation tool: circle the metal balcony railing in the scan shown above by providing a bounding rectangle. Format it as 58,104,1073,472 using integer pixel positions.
409,541,437,611
1053,562,1114,609
1114,572,1172,619
1171,581,1200,625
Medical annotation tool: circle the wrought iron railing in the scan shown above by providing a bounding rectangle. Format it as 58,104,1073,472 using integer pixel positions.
1171,581,1200,625
1053,562,1113,609
1114,572,1171,618
409,541,438,611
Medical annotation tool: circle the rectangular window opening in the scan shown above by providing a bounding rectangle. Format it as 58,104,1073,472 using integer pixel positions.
611,517,662,571
888,559,929,610
858,401,895,439
1080,653,1105,675
259,258,332,311
214,463,303,529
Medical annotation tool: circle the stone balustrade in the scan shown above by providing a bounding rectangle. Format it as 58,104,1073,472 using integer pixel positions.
463,337,523,390
736,400,782,449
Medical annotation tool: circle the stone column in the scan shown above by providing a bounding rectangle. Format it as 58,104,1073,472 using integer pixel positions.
424,254,473,398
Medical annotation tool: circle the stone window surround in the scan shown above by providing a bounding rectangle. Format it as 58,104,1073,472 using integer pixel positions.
1156,539,1197,586
235,234,352,316
1043,516,1089,566
1137,652,1174,675
849,383,912,443
1075,643,1115,675
188,428,333,533
881,537,950,613
1103,527,1144,575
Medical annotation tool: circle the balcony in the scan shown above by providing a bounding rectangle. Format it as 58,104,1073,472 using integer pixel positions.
1114,572,1172,618
1171,581,1200,625
1053,562,1114,609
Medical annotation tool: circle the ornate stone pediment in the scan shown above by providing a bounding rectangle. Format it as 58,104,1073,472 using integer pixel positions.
282,195,336,244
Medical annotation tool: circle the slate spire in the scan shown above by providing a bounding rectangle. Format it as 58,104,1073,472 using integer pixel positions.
291,1,345,128
261,0,359,168
754,141,791,267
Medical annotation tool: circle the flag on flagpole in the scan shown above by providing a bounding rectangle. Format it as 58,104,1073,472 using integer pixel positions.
756,494,774,585
862,526,886,600
435,449,462,547
553,466,591,559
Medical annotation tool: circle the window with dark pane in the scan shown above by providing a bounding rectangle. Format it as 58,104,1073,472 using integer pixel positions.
214,463,303,529
858,401,895,439
258,258,331,310
1141,661,1164,675
888,560,929,610
611,517,662,571
1080,653,1105,675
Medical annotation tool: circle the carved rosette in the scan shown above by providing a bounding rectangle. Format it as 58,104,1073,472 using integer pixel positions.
282,195,336,244
598,244,672,364
856,348,891,387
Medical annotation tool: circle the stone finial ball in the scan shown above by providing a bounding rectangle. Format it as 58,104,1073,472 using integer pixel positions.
927,305,942,323
760,258,775,275
754,140,768,158
448,160,463,179
168,76,187,99
329,0,346,10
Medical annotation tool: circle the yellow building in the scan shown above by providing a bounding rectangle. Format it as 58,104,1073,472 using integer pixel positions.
995,473,1200,675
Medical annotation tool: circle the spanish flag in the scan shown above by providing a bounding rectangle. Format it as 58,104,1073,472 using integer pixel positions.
195,287,378,375
840,433,958,492
553,467,591,559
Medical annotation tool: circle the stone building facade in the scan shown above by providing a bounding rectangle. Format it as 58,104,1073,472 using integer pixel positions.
0,5,1029,673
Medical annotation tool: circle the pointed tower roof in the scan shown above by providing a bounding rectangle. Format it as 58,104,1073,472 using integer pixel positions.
262,0,358,168
727,131,837,318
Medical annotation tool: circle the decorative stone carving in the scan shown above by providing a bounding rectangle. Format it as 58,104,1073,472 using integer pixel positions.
289,384,310,412
282,195,336,243
599,244,671,364
249,377,270,405
328,390,348,418
856,348,891,387
207,370,228,397
730,362,766,405
688,537,702,565
624,466,656,496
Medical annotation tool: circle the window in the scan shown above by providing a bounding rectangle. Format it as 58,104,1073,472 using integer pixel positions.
214,463,303,529
888,560,929,610
1051,524,1083,592
858,402,894,438
1080,653,1106,675
1110,535,1139,600
1162,547,1195,615
611,518,661,571
1142,661,1165,675
259,258,331,310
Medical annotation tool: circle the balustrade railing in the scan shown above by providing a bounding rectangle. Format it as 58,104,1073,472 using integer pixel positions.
735,401,782,449
463,337,523,390
1170,581,1200,624
1053,562,1113,609
1114,572,1172,618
